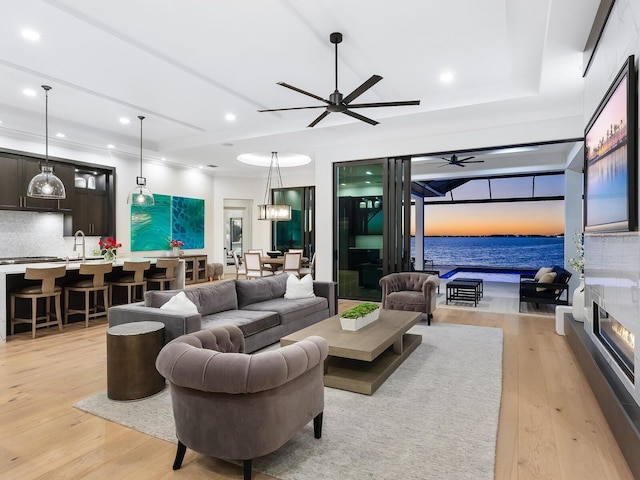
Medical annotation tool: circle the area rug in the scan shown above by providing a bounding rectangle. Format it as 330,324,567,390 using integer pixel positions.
74,323,503,480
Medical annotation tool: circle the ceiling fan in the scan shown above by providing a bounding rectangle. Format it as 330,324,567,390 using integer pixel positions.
438,154,485,168
258,32,420,127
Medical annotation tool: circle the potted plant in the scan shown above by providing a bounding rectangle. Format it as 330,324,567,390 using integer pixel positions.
339,302,380,331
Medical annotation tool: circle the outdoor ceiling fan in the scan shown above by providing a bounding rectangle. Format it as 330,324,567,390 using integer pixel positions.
438,154,485,168
258,32,421,127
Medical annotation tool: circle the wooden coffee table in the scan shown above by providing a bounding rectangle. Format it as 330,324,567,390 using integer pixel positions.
280,309,422,395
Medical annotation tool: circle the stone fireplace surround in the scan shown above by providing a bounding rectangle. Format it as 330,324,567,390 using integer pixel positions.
563,232,640,478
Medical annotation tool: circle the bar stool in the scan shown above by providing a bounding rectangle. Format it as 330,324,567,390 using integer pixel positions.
11,265,67,339
146,258,180,291
64,263,113,327
109,260,151,305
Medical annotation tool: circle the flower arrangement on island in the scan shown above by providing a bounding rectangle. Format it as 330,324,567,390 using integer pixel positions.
169,239,184,248
95,237,121,261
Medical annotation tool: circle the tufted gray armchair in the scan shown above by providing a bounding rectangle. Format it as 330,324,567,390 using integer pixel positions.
155,324,328,480
379,272,440,325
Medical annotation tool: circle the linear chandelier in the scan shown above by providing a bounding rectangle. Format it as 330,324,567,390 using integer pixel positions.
258,152,291,221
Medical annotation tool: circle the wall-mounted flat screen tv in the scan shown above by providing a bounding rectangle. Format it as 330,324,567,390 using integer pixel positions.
584,55,637,233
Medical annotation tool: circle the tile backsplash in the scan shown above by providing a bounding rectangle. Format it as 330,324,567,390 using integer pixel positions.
0,210,99,258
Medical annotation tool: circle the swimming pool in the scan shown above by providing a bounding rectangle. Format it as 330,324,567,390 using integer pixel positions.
440,266,537,283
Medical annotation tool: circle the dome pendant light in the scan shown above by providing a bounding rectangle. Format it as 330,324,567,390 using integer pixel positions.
127,115,155,206
26,85,66,199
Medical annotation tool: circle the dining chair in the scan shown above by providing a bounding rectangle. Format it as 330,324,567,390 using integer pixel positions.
281,252,302,276
65,262,113,327
299,252,316,278
232,251,247,279
248,249,264,256
11,265,67,338
244,252,273,278
288,249,304,254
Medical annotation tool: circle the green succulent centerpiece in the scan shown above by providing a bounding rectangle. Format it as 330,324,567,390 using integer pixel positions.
339,302,381,331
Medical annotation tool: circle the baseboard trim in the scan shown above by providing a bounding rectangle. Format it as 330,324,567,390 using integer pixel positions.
564,314,640,478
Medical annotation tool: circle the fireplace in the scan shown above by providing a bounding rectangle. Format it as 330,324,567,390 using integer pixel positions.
593,302,635,381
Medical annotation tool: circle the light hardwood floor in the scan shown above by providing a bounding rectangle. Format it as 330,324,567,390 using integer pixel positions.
0,298,633,479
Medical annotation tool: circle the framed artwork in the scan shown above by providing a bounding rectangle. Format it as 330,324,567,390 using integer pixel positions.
131,194,205,250
584,55,637,233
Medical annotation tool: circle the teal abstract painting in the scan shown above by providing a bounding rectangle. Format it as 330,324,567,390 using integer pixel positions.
130,194,171,251
172,196,205,248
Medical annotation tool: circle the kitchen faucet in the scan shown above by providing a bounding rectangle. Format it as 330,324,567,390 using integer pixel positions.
73,230,86,263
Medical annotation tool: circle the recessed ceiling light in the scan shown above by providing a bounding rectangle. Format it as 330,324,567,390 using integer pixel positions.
225,113,236,122
23,88,37,97
440,71,454,83
161,157,166,161
21,28,40,42
237,152,312,167
365,181,371,184
56,133,65,138
119,117,130,124
366,171,372,175
107,144,115,149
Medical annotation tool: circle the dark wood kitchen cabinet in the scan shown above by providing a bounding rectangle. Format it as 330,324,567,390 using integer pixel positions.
72,189,106,235
0,154,75,211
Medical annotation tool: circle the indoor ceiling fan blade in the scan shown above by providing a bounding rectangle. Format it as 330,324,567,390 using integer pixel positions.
308,111,331,128
342,109,379,126
461,160,485,164
258,105,327,112
277,82,330,104
347,100,421,108
342,75,383,104
460,156,476,161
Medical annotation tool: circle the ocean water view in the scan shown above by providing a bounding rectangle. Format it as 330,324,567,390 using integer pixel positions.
411,236,564,270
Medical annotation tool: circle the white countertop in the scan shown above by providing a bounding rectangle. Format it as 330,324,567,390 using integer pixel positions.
0,257,159,274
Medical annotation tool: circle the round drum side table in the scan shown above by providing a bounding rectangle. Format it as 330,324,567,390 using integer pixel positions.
107,321,166,400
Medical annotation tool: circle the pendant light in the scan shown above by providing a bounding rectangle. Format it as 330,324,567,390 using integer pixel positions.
258,152,291,221
26,85,66,199
127,115,155,206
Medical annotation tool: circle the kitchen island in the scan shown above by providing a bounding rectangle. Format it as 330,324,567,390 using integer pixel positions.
0,258,186,342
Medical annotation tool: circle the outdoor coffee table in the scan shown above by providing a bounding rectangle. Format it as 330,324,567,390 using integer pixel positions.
455,277,483,298
446,280,480,306
280,309,422,395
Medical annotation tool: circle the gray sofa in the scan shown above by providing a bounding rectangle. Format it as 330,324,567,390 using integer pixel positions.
108,274,336,353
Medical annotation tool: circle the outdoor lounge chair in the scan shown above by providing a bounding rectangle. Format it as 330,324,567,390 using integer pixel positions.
519,265,572,312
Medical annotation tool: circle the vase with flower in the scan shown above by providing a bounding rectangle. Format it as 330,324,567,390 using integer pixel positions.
97,237,122,262
170,239,184,257
568,231,585,321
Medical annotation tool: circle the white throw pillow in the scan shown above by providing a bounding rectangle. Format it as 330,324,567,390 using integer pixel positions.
159,291,199,314
534,267,554,281
536,272,557,292
284,274,316,299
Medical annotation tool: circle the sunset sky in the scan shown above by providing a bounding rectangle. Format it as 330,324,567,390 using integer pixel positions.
411,200,565,236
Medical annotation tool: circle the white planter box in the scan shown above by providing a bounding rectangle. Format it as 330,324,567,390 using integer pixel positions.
339,309,380,331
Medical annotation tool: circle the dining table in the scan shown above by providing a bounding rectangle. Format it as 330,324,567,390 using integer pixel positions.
260,256,308,273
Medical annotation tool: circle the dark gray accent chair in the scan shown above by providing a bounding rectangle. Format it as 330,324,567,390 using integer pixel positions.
379,272,440,325
155,325,328,480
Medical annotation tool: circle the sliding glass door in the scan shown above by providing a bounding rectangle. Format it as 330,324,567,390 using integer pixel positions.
334,158,411,300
